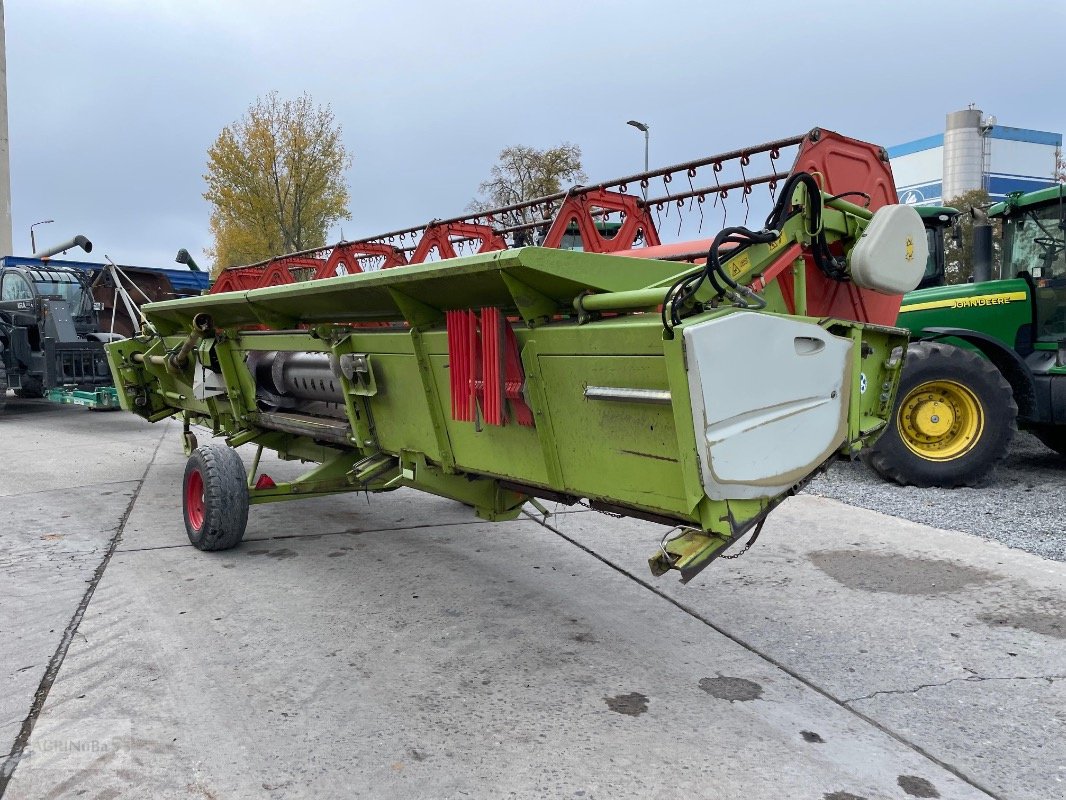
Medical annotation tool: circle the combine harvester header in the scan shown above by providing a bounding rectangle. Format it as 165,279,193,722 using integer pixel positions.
107,128,925,583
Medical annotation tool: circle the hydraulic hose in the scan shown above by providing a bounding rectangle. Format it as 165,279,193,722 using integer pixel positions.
662,170,846,337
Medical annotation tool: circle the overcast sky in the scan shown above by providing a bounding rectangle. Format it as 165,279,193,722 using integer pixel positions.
6,0,1065,269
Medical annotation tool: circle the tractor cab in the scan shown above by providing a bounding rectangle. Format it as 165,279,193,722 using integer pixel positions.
914,206,961,289
554,220,625,251
0,265,101,338
0,264,114,400
992,186,1066,345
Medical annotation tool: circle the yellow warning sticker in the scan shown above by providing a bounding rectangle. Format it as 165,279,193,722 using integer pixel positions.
905,237,914,262
728,252,751,279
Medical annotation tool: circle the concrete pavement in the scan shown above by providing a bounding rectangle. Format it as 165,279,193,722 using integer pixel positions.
1,400,1063,799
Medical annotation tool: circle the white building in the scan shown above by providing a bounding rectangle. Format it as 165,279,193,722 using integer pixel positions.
889,108,1062,206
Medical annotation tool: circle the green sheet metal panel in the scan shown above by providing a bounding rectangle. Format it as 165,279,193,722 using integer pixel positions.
536,354,686,509
425,353,552,486
359,351,444,460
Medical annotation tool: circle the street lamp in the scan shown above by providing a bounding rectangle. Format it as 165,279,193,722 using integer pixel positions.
626,120,649,172
30,219,54,254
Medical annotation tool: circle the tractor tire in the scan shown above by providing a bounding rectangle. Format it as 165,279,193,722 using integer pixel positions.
0,367,7,411
1032,426,1066,458
15,378,44,399
864,341,1016,488
183,443,249,551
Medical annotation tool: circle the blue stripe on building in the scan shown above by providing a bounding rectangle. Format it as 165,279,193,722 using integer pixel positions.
897,176,1057,203
887,134,945,158
986,175,1056,197
987,126,1062,147
898,183,943,205
897,180,943,192
987,170,1058,180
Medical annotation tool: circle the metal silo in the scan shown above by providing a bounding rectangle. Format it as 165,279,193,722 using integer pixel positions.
942,108,986,200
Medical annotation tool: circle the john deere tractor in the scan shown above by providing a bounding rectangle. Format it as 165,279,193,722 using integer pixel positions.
867,187,1066,486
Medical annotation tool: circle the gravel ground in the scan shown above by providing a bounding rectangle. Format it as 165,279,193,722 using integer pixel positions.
807,431,1066,562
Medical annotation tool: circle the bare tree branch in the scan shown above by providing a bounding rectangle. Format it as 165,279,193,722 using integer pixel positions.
470,142,587,227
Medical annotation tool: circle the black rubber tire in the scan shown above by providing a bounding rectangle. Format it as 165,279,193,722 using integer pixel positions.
865,341,1017,488
1032,426,1066,458
15,378,44,399
183,443,249,551
0,365,7,410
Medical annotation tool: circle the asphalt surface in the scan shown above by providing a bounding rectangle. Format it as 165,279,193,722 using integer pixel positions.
1,398,1064,799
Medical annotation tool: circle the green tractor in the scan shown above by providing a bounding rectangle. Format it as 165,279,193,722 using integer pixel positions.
866,187,1066,486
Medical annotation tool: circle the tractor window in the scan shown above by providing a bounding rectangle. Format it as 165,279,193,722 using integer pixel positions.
1005,204,1066,281
29,270,92,315
1007,203,1066,342
1,272,32,301
922,227,941,284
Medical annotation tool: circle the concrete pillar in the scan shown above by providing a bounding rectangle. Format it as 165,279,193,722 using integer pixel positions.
0,2,11,257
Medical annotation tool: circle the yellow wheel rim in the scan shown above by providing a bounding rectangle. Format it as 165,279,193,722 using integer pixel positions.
897,380,984,461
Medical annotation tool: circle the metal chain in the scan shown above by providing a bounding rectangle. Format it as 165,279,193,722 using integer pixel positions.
577,500,624,519
719,519,767,560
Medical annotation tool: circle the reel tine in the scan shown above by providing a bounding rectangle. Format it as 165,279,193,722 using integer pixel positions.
767,148,781,204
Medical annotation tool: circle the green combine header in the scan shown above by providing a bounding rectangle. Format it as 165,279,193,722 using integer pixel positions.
106,129,924,583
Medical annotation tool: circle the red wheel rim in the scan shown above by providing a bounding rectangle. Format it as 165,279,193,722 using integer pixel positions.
185,468,205,531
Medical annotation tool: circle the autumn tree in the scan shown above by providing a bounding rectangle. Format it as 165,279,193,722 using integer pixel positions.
470,143,587,227
942,188,1001,284
204,92,352,273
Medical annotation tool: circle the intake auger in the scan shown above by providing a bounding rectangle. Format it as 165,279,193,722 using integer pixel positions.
107,128,923,583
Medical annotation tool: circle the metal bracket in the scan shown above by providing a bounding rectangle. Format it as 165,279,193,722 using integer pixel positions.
193,362,227,400
181,413,198,456
500,272,559,328
648,528,732,583
339,353,378,396
388,287,444,329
